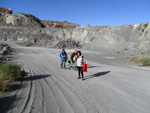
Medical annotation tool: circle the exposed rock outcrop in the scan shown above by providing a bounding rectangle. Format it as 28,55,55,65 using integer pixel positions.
139,21,150,53
5,13,44,27
0,8,44,28
41,20,80,28
0,22,150,55
0,7,12,14
0,8,150,55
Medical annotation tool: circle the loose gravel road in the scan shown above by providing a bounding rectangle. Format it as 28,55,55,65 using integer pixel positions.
1,42,150,113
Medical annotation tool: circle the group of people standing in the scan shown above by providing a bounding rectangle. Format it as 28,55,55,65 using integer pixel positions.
60,49,85,81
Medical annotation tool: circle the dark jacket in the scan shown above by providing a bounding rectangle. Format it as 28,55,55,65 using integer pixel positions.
70,52,77,61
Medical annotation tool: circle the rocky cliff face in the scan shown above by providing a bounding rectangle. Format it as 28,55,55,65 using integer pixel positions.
0,9,150,55
139,21,150,53
0,9,44,28
0,23,149,54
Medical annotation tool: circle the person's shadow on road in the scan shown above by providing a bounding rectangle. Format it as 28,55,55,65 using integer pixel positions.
87,66,102,68
85,71,110,80
21,70,50,82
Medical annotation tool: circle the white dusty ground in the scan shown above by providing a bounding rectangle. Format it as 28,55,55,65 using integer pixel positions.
1,42,150,113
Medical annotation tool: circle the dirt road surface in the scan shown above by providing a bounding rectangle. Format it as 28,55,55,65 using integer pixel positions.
1,42,150,113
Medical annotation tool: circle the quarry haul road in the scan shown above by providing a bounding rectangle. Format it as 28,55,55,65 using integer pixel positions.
5,42,150,113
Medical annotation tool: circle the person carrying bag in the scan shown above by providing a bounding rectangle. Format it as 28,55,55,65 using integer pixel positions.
82,63,87,72
76,51,86,81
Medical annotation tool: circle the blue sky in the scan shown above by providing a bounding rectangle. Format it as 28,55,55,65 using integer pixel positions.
1,0,150,26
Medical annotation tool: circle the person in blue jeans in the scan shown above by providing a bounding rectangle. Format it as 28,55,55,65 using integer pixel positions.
69,50,77,70
60,49,67,69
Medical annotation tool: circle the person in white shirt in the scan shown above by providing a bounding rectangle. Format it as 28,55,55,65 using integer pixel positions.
76,51,85,80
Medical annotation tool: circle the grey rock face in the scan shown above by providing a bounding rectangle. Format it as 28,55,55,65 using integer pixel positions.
0,22,150,54
0,9,150,54
0,9,10,25
0,10,44,28
6,13,44,28
139,21,150,53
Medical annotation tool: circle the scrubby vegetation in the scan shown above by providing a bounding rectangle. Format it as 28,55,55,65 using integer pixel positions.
0,63,21,91
140,57,150,66
0,45,3,50
0,78,9,91
131,56,150,66
130,57,140,64
140,23,149,33
143,23,148,29
0,63,21,80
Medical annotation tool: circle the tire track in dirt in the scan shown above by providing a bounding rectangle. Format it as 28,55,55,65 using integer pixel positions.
29,66,59,113
29,61,75,113
6,42,150,113
20,57,35,113
37,57,103,113
22,53,86,113
4,57,34,113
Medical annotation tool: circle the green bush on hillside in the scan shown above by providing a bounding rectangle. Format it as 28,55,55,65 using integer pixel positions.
0,78,9,91
130,57,140,64
140,57,150,66
131,56,150,66
142,29,144,32
143,23,148,29
0,64,21,80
